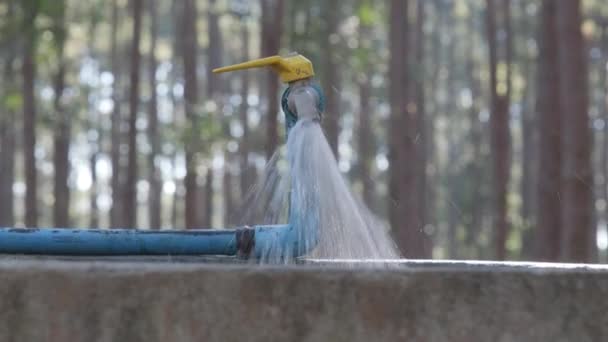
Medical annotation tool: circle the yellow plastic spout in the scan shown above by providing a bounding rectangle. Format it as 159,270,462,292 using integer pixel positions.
213,54,314,83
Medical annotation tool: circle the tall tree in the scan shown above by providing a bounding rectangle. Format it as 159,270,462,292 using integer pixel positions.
86,7,102,229
203,170,213,228
180,0,201,229
0,0,17,227
600,24,608,248
239,20,252,197
535,0,561,261
389,0,429,257
556,0,594,262
414,0,428,228
52,0,70,227
442,0,459,258
486,0,512,260
356,1,374,206
518,0,538,257
206,0,222,98
202,0,224,227
21,0,40,227
223,165,235,226
147,0,162,229
465,5,484,254
109,0,124,228
260,0,284,159
125,0,143,228
321,0,341,155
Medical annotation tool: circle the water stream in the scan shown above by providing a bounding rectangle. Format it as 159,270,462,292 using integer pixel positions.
239,119,400,264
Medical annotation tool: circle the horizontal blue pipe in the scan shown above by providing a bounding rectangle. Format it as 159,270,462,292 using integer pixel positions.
0,225,291,256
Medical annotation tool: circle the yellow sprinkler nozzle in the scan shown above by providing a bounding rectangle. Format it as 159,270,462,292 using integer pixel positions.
212,54,314,83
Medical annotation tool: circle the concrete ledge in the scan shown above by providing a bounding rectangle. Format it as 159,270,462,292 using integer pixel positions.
0,258,606,342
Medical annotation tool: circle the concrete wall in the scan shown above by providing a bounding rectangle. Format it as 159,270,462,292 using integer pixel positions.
0,258,606,342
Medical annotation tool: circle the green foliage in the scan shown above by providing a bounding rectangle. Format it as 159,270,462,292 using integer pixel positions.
357,0,377,26
3,89,21,110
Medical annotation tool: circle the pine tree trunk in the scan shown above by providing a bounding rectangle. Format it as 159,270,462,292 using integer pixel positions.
180,0,200,229
357,79,373,206
415,0,428,228
519,0,537,258
89,151,99,228
148,0,162,229
556,0,594,262
125,0,143,228
207,0,222,97
466,12,483,251
110,0,124,228
261,0,284,159
486,0,512,260
203,0,224,227
204,169,214,228
321,0,340,156
0,17,16,227
53,53,70,227
389,0,428,258
601,27,608,253
22,3,39,228
86,21,100,229
239,23,252,198
223,167,234,226
357,14,373,207
426,0,444,243
444,2,458,259
536,0,562,261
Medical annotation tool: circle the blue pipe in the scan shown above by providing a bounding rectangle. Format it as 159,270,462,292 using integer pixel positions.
0,224,304,257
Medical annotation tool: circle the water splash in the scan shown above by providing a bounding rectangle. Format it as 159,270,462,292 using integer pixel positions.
239,119,400,264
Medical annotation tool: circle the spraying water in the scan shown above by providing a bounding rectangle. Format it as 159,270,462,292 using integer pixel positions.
215,53,399,264
240,118,400,264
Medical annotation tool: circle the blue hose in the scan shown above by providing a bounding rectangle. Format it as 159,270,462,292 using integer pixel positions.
0,225,283,256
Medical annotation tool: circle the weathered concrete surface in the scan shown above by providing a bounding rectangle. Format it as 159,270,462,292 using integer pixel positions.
0,258,607,342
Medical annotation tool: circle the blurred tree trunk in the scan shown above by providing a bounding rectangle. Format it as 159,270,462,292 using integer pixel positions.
486,0,512,260
356,4,373,207
203,170,213,228
126,0,143,228
0,0,16,227
261,0,284,159
110,0,124,228
207,0,222,97
89,148,99,228
601,26,608,245
556,0,594,262
321,0,340,156
536,0,562,261
389,0,429,258
169,0,182,229
180,0,200,229
357,79,373,206
203,0,224,227
443,2,458,258
519,0,537,258
87,20,100,229
223,166,234,226
22,1,39,227
53,34,70,228
239,22,252,197
425,0,443,246
51,1,69,228
415,0,428,229
147,0,162,229
466,11,483,251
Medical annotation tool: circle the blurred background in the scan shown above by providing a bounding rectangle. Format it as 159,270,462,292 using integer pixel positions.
0,0,605,262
